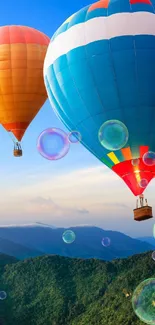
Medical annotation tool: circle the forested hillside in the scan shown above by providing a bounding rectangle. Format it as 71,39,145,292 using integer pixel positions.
0,252,154,324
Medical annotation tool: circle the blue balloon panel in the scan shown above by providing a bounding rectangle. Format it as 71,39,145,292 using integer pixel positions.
44,0,155,195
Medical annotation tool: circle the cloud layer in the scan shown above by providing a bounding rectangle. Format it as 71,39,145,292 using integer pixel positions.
0,164,154,237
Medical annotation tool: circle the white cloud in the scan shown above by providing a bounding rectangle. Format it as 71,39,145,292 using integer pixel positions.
0,164,155,237
27,196,89,217
6,165,120,198
0,223,56,228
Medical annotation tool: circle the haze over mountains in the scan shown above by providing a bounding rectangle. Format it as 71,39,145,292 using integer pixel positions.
138,236,155,247
0,224,154,260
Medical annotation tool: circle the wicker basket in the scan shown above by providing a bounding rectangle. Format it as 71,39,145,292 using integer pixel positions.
13,149,22,157
133,206,153,221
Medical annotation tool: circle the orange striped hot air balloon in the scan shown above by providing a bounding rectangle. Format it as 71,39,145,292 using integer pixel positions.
0,25,50,156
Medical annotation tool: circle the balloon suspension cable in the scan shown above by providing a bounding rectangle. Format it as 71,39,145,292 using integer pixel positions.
8,131,18,144
136,193,148,209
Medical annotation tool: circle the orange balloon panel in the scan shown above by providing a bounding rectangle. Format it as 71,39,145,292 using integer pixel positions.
0,26,50,141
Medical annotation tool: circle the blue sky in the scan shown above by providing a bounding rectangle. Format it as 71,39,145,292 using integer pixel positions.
0,0,154,238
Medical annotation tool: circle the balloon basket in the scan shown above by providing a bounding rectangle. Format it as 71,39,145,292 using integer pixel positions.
13,149,22,157
133,206,153,221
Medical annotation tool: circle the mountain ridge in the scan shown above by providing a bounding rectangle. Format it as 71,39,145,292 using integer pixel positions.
0,237,43,260
0,225,154,261
138,236,155,247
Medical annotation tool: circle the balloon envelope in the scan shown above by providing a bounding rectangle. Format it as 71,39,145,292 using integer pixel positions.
0,25,50,141
44,0,155,196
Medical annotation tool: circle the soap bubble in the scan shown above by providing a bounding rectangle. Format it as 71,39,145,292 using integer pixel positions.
132,278,155,324
132,158,140,166
139,179,148,188
152,251,155,261
68,131,82,143
62,230,76,244
101,237,111,247
0,291,7,300
98,120,128,151
143,151,155,166
37,128,70,160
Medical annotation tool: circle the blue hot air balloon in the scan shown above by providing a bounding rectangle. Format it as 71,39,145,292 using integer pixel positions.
44,0,155,198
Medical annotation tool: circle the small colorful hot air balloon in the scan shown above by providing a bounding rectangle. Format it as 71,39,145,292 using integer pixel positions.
44,0,155,220
0,25,50,156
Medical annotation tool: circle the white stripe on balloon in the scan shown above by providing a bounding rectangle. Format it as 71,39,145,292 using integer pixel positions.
44,11,155,73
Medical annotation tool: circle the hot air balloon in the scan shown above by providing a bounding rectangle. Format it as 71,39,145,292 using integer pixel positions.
0,25,50,156
44,0,155,220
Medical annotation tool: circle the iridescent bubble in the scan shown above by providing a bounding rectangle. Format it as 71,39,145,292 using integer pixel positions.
68,131,82,143
143,151,155,166
0,291,7,300
37,128,70,160
98,120,129,151
101,237,111,247
62,230,76,244
152,251,155,261
139,179,148,188
131,158,140,166
132,278,155,324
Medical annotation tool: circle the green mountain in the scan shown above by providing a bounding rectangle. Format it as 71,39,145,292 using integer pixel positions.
0,254,18,325
0,252,154,325
0,254,17,266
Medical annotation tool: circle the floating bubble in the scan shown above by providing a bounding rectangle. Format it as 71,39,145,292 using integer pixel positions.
37,128,70,160
139,179,148,188
132,278,155,324
0,291,7,300
98,120,129,151
131,158,140,166
143,151,155,166
68,131,82,143
101,237,111,247
152,251,155,261
62,230,76,244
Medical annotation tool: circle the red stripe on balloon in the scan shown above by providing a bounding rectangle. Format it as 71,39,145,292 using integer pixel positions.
140,145,149,158
88,0,110,12
112,160,155,196
130,0,152,5
2,122,29,141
